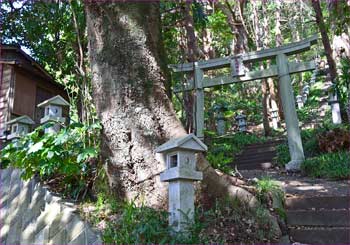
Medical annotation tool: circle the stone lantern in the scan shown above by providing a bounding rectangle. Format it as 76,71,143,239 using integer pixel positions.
328,92,342,124
213,104,227,136
37,95,69,134
6,115,35,141
157,134,207,233
303,85,310,95
235,113,247,132
302,92,308,103
296,95,304,109
270,108,279,130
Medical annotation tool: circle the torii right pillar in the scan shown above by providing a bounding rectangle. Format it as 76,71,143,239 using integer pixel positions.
277,53,305,171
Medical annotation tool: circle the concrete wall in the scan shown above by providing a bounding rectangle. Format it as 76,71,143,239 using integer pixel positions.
0,168,102,245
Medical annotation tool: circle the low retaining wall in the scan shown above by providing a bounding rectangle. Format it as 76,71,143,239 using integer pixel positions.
0,168,102,244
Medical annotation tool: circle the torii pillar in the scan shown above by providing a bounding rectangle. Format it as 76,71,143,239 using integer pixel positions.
277,54,304,171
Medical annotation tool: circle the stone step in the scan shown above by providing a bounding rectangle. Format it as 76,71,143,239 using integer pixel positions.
241,146,278,154
244,139,284,147
233,162,273,170
235,151,276,162
234,156,275,165
289,227,350,244
287,210,350,227
286,196,350,210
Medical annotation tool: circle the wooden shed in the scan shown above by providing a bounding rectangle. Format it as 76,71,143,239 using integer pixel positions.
0,44,69,148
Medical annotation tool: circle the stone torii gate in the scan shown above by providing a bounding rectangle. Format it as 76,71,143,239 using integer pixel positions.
169,34,318,171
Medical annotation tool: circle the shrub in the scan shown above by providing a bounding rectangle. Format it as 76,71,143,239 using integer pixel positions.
0,122,101,199
301,151,350,180
274,144,290,167
317,128,350,153
81,194,280,244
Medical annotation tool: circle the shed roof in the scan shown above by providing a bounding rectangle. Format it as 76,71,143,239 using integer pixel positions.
37,95,70,108
6,115,35,125
0,44,66,91
156,134,208,153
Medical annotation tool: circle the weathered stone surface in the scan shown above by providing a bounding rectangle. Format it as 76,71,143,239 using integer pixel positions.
0,168,101,245
0,224,9,243
34,226,50,245
20,222,36,244
49,209,74,239
68,230,86,245
6,220,22,244
49,229,67,245
66,216,86,242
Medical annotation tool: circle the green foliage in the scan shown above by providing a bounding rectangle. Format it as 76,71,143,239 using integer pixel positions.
274,144,290,167
302,151,350,180
255,177,284,205
206,132,269,173
103,202,172,244
82,194,279,244
1,121,101,199
336,58,350,115
275,124,350,179
82,194,206,244
206,151,233,174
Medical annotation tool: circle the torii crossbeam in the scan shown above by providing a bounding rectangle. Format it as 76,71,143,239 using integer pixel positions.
169,34,319,171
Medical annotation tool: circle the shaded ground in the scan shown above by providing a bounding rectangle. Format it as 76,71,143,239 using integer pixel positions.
240,169,350,197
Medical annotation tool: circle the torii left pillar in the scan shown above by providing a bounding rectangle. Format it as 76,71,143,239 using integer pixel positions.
194,63,204,140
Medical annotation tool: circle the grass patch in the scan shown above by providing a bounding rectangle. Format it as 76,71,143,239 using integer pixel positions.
302,151,350,180
274,124,350,180
80,194,281,244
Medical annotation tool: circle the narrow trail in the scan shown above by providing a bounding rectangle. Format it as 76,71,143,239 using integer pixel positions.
233,141,350,244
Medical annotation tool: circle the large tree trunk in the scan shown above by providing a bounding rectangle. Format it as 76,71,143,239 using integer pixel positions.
85,3,255,208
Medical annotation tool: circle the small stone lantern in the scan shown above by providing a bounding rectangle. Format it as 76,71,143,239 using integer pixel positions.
213,104,227,136
328,92,342,124
296,95,304,109
303,85,310,95
37,95,69,134
270,108,279,129
6,115,35,141
157,134,207,233
302,92,308,103
235,113,247,132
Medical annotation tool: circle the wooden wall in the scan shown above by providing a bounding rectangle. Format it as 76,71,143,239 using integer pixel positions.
0,65,14,148
12,67,69,126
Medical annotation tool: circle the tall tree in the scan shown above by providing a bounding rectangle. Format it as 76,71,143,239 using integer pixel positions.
311,0,337,82
85,3,254,207
251,1,271,136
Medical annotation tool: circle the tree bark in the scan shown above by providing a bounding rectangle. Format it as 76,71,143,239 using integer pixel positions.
275,0,285,121
311,0,338,83
85,3,255,207
252,1,271,136
182,1,202,133
219,0,249,55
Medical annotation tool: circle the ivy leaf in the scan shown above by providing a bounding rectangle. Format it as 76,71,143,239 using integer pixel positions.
77,147,97,163
28,142,44,153
47,151,55,159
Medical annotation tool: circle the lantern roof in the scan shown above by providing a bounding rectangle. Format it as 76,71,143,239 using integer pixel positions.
235,114,246,119
156,134,208,153
6,115,35,125
37,95,69,108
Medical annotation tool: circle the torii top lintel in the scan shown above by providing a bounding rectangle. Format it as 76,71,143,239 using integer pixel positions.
169,34,318,73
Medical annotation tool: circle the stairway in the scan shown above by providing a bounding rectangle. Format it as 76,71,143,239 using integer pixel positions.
230,140,284,170
286,195,350,244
